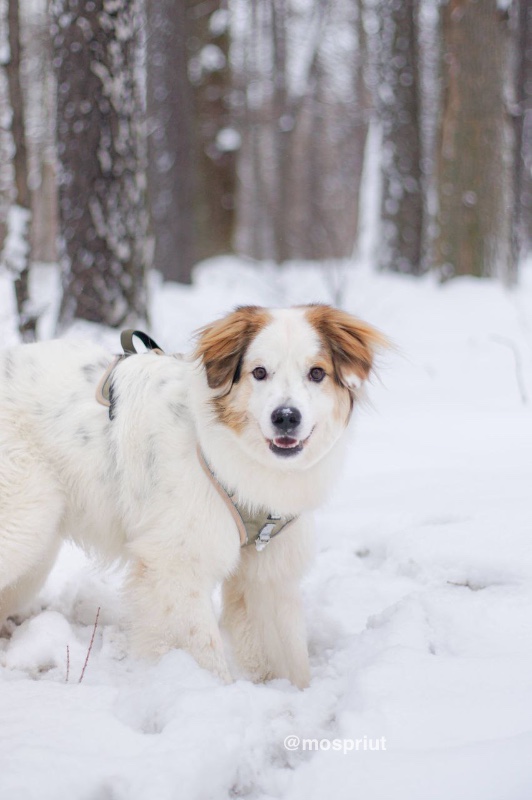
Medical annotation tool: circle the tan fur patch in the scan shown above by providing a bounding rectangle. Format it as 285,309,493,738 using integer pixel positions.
194,306,271,392
315,346,354,426
304,304,388,385
133,559,147,579
211,380,251,433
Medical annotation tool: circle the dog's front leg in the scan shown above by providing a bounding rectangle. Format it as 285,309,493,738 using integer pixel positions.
124,547,232,683
221,520,314,689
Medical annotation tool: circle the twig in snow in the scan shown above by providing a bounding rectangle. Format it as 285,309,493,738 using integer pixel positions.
66,644,70,683
78,607,101,684
491,335,529,405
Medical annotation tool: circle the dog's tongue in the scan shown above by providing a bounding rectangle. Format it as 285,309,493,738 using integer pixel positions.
273,436,299,449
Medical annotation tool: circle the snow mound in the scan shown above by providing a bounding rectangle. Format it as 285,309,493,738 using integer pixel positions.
0,258,531,799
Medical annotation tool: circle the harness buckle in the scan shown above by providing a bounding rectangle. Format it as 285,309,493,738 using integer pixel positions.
255,525,273,551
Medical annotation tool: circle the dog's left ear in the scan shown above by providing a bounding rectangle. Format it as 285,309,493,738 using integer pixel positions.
306,305,389,391
195,306,271,393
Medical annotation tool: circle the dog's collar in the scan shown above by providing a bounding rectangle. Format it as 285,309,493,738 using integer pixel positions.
196,446,298,551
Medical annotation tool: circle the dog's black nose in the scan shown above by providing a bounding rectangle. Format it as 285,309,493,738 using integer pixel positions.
271,406,301,433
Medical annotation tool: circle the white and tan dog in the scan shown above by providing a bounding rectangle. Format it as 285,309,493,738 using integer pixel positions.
0,305,385,688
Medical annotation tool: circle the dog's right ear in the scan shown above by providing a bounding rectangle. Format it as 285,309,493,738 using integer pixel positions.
304,304,390,391
194,306,271,393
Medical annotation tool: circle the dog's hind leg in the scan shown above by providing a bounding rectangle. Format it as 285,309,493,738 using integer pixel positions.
0,540,62,627
0,441,64,625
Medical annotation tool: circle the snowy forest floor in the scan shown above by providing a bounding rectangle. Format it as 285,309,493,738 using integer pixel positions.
1,258,532,800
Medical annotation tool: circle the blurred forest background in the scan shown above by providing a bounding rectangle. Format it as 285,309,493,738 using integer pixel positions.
0,0,530,339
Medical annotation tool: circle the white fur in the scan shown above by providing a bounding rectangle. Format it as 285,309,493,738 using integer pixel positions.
0,310,364,688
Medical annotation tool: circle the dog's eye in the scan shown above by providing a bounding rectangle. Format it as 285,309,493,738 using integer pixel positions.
309,367,325,383
252,366,268,381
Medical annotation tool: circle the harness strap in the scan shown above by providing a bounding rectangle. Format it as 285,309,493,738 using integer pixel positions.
95,356,122,407
120,329,163,356
96,329,163,409
196,446,298,551
197,446,249,547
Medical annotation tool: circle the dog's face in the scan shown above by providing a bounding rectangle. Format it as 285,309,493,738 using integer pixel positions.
195,305,386,469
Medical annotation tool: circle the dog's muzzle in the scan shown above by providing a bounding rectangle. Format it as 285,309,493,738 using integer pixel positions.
269,406,303,456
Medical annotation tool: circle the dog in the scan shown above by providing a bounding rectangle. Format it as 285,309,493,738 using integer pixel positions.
0,304,385,688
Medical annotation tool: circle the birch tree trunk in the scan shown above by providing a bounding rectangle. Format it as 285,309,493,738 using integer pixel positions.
435,0,513,280
52,0,148,328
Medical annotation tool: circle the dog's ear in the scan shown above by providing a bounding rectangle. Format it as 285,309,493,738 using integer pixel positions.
306,305,389,391
194,306,271,392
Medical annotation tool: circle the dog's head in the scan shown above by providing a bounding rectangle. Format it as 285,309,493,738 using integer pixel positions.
194,305,387,468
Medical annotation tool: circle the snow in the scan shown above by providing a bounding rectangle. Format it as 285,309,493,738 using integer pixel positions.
198,44,226,73
1,257,532,799
210,8,230,37
0,204,31,276
216,127,242,152
0,41,9,67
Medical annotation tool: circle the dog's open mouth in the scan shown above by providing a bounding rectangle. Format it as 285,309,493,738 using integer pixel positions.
268,429,314,458
269,436,303,457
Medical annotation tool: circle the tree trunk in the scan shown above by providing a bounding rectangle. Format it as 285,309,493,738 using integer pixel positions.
52,0,148,328
235,0,272,261
512,0,532,274
146,0,196,283
350,1,371,255
233,0,370,265
188,0,236,263
271,0,292,263
28,8,58,266
435,0,513,280
4,0,36,341
31,161,59,264
378,0,424,275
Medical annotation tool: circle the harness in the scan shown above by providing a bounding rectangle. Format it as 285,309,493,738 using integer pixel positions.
196,446,297,550
96,330,298,552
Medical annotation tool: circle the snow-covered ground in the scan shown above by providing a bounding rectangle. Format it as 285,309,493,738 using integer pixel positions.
1,258,531,800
